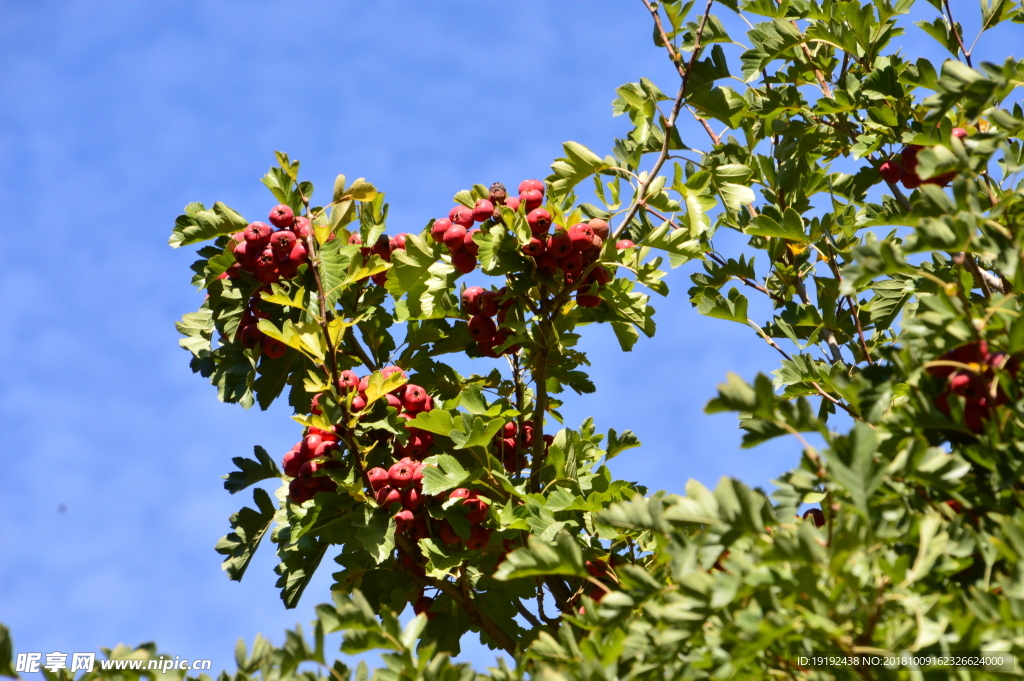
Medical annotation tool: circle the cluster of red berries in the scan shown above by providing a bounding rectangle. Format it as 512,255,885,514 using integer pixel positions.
226,204,311,284
428,181,524,274
461,286,519,357
236,291,288,358
346,232,409,287
927,340,1017,433
490,420,553,474
879,128,967,189
281,425,341,504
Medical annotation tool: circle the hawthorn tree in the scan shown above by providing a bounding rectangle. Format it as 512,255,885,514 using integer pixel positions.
5,0,1024,679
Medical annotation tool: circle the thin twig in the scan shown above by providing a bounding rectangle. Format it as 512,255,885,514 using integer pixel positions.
616,0,716,240
944,0,973,67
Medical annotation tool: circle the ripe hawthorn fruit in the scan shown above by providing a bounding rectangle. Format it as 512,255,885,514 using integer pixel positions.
535,253,558,275
466,526,492,550
413,596,435,620
402,384,428,411
547,230,573,258
588,218,609,240
431,218,452,243
443,225,467,251
478,290,499,317
468,315,497,343
337,370,359,392
449,205,474,227
244,222,272,246
471,199,494,223
616,239,635,250
268,204,294,228
463,228,480,255
367,467,389,491
375,486,402,507
568,223,596,251
451,249,477,274
803,508,826,527
879,161,900,184
518,179,545,195
461,286,484,315
519,189,543,211
527,208,551,234
522,237,545,257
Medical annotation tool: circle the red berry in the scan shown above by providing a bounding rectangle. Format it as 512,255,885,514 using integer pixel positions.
395,509,416,533
269,230,296,254
588,218,609,240
371,235,392,261
367,467,389,491
239,324,263,349
443,225,467,252
518,179,545,195
287,242,308,267
468,315,497,343
527,208,552,234
350,394,367,411
337,370,359,392
282,449,303,477
348,234,363,246
585,559,608,578
300,433,323,459
310,393,322,416
431,218,452,243
292,216,311,239
463,228,480,256
568,223,596,252
505,196,521,212
588,265,612,286
559,252,584,276
413,596,435,620
289,479,314,504
244,222,273,247
577,292,602,308
901,173,922,189
478,290,499,317
402,384,429,412
390,233,408,251
901,145,921,174
522,237,545,257
519,189,543,211
388,461,416,489
461,286,484,315
371,272,388,287
547,230,573,258
376,486,402,507
535,253,558,275
314,440,339,459
502,421,517,438
802,508,825,527
952,127,968,140
449,488,474,500
466,526,492,550
269,204,294,228
472,199,494,223
451,250,476,274
464,498,489,524
449,205,474,227
879,161,900,184
385,393,402,409
615,239,635,250
437,520,460,544
402,487,424,511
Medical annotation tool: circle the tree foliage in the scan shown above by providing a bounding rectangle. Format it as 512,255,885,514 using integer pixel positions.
7,0,1024,679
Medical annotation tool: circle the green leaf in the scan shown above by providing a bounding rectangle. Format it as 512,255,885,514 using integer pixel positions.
216,487,277,581
405,409,456,436
745,208,807,242
168,202,249,248
0,624,15,679
693,286,749,324
642,222,703,264
824,422,884,518
224,446,282,493
420,454,470,495
354,506,395,565
448,414,504,450
606,429,641,460
548,141,611,196
740,19,805,82
493,531,586,580
1010,313,1024,354
384,233,439,299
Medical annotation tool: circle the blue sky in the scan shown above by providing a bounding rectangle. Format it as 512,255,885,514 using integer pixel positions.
1,0,1016,674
